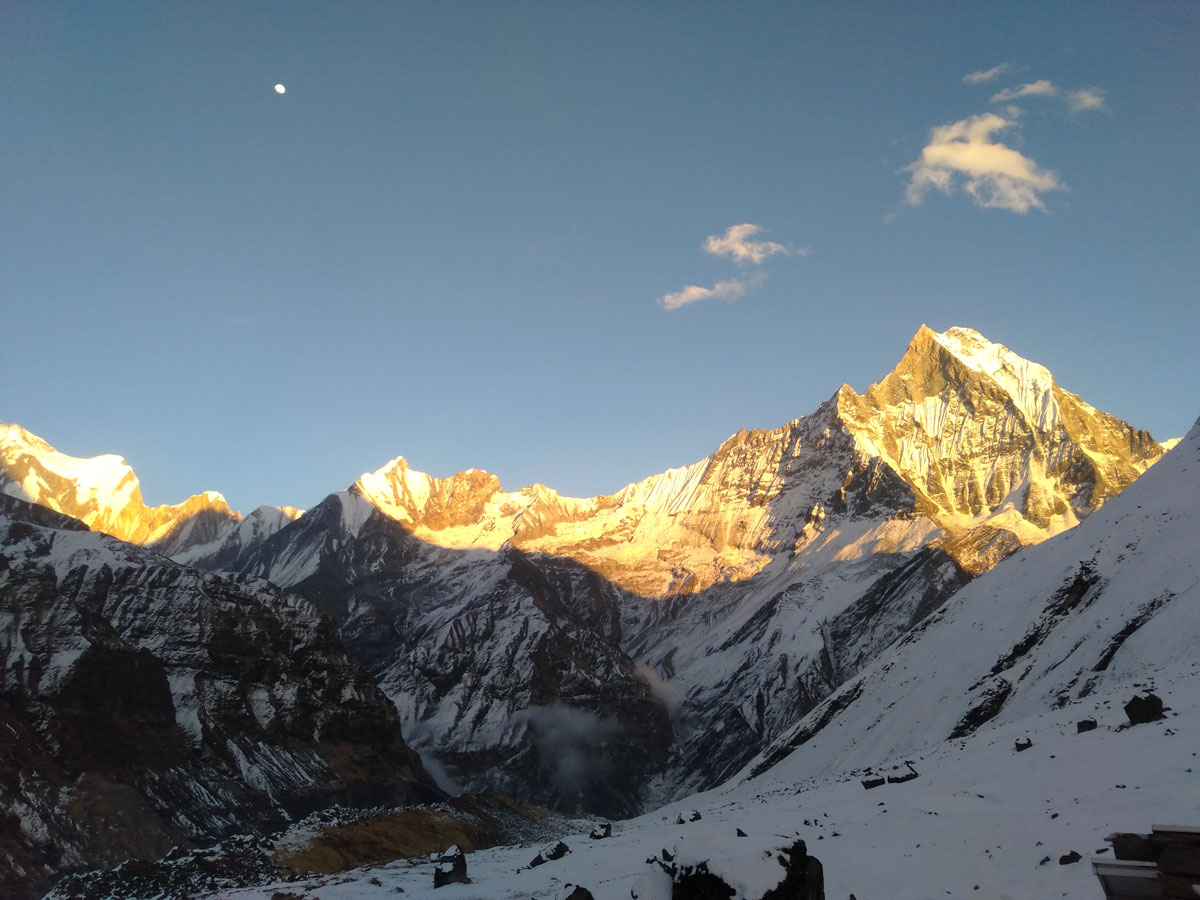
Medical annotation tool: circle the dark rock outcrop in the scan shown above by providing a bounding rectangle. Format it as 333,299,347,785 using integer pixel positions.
529,840,570,868
433,852,468,887
1124,693,1164,725
0,494,439,900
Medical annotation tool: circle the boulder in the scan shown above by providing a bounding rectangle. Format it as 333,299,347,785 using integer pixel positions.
668,838,825,900
1076,718,1098,733
589,822,612,840
1124,693,1164,725
434,853,468,887
555,884,595,900
530,840,570,868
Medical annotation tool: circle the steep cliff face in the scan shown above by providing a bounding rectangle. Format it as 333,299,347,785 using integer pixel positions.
242,490,675,818
0,495,438,900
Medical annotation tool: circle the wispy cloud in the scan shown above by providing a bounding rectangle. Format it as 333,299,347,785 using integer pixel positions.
660,223,803,311
904,112,1064,213
659,276,758,311
990,79,1059,103
1067,86,1107,112
702,223,806,264
963,63,1012,85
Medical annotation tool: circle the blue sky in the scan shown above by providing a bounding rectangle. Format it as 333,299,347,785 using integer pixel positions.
3,2,1197,513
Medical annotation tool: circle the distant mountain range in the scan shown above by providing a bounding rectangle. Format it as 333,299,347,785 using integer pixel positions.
0,325,1183,895
213,410,1200,900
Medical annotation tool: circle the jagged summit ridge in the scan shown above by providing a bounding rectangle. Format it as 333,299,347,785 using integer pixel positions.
4,326,1166,594
345,325,1165,588
0,423,305,569
0,422,237,546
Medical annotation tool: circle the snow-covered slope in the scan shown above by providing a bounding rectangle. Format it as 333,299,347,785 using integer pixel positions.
0,495,439,900
744,412,1200,783
207,686,1200,900
201,417,1200,900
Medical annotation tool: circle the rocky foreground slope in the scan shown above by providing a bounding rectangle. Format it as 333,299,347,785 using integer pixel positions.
0,326,1172,817
0,495,440,900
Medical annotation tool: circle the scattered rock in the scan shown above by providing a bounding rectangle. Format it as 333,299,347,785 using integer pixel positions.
1124,693,1165,725
1014,737,1033,752
667,838,824,900
676,810,703,824
589,822,612,840
1058,851,1082,865
530,840,570,868
555,884,595,900
887,764,919,784
1076,718,1098,733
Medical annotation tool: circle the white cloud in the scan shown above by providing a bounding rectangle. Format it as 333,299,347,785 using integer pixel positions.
703,223,805,264
660,223,804,310
904,112,1065,213
1067,86,1107,112
963,63,1012,85
990,79,1060,103
659,276,758,311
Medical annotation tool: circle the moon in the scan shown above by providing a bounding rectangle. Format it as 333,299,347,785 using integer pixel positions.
274,83,286,94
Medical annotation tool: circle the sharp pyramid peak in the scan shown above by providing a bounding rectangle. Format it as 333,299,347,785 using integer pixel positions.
887,326,1060,432
927,326,1054,388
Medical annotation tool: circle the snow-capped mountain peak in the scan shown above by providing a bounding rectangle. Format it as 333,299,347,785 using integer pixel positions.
0,421,236,545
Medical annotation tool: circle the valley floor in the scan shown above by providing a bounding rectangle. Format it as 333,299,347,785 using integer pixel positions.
208,660,1199,900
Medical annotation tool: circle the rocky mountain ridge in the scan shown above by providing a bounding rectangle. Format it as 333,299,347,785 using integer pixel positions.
0,424,305,567
339,325,1169,592
0,494,439,899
